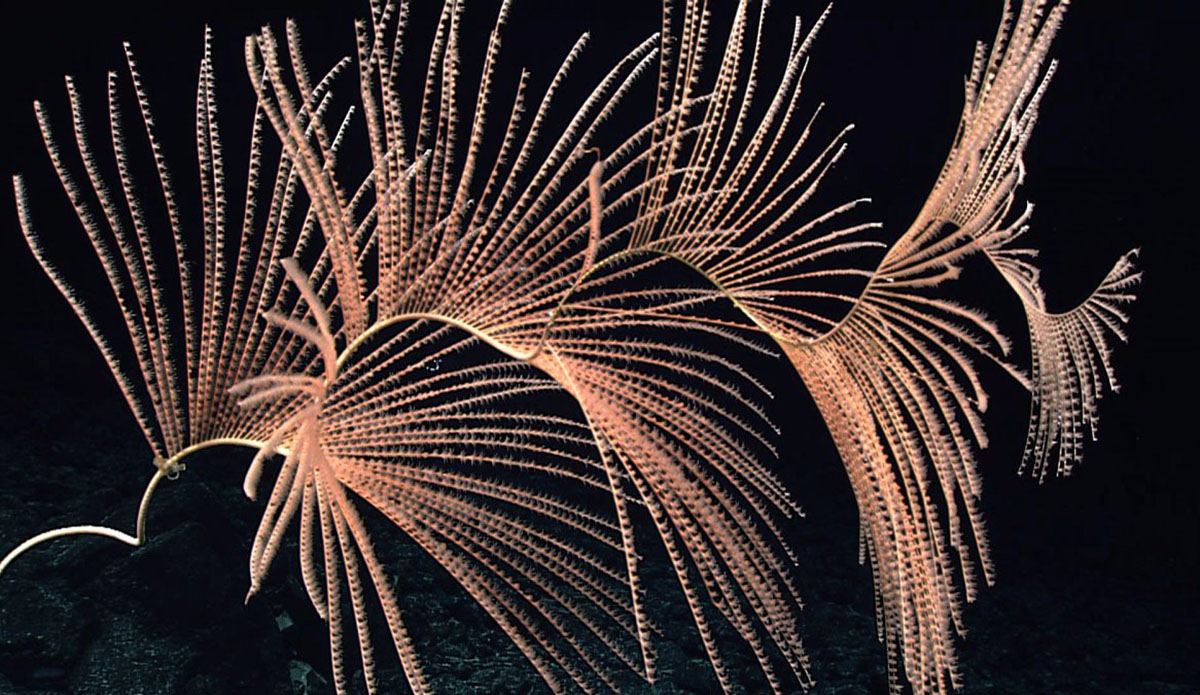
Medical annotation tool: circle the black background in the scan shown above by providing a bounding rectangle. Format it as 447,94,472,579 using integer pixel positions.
0,1,1193,694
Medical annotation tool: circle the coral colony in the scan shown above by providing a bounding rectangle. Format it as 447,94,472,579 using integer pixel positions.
3,1,1136,694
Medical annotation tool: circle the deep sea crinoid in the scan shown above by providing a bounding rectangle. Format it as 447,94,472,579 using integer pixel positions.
0,1,1140,694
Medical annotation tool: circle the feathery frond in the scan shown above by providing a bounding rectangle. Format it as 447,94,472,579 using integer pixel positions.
13,26,347,465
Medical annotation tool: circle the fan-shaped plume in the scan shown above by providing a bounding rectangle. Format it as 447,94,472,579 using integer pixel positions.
532,255,810,691
5,1,1138,695
12,26,352,470
322,320,642,693
630,2,879,341
983,225,1140,480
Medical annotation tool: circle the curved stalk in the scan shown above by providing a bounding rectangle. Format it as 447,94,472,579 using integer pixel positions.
0,438,272,582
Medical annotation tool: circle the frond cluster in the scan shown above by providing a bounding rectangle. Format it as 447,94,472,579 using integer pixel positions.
9,1,1137,694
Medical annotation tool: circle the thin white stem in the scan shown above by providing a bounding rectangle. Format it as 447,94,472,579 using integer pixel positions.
0,439,272,582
